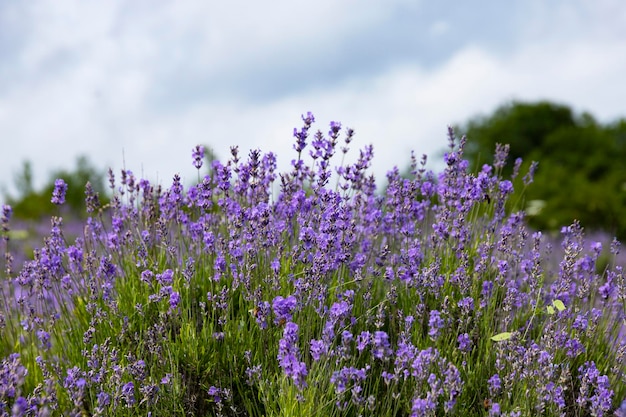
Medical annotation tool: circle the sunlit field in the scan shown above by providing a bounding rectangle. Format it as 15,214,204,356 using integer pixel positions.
1,113,625,416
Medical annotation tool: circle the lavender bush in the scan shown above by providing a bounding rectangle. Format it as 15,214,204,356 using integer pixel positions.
1,113,625,416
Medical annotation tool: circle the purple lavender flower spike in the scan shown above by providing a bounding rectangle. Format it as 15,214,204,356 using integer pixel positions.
488,374,501,397
1,204,11,231
293,112,315,154
121,381,136,407
411,396,436,417
428,310,444,340
372,331,391,360
277,322,308,389
457,333,471,352
169,291,181,311
272,295,297,325
192,145,205,169
51,179,68,205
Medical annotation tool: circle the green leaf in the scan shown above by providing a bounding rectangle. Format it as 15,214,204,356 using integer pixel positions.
491,332,513,342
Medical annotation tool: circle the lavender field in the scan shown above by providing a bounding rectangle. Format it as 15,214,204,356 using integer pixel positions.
1,113,625,416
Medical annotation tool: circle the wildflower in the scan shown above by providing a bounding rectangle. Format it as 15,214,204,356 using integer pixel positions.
329,121,342,139
169,291,181,311
428,310,444,340
245,365,262,385
356,331,371,352
156,269,174,285
493,143,510,169
457,333,471,352
293,112,315,154
12,397,29,415
443,364,463,412
272,295,297,325
140,383,160,406
1,204,11,232
121,381,135,407
329,300,351,322
36,329,51,350
411,396,436,417
577,361,613,415
523,161,538,185
488,374,502,397
208,386,223,403
51,179,68,205
192,145,205,170
310,339,329,361
97,391,111,408
489,402,501,416
457,296,474,312
277,322,307,389
129,359,147,381
498,180,513,195
372,331,391,360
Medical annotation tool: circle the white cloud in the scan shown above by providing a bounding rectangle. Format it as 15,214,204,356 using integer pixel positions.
1,0,625,201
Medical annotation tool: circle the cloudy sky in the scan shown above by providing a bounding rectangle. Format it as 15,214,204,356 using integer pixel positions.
1,0,625,200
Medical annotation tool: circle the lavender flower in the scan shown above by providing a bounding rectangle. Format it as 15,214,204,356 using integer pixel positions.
371,331,391,360
310,339,329,361
428,310,444,340
329,300,351,322
272,295,297,325
411,396,436,417
64,366,87,409
121,381,135,407
330,365,369,408
0,354,27,402
208,386,223,403
169,291,180,311
156,269,174,286
457,333,471,352
577,361,613,416
356,331,372,352
293,112,314,154
523,161,538,185
1,204,11,233
488,374,502,397
252,301,271,330
51,179,68,205
277,322,308,389
457,296,474,312
97,391,111,408
36,329,51,350
11,396,29,415
489,402,501,416
192,145,205,169
1,114,625,416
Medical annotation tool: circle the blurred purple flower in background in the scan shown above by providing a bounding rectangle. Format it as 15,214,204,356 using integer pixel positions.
192,145,205,170
51,179,67,205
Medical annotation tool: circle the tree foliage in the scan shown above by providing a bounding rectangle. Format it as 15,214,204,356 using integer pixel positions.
4,155,109,220
457,100,626,239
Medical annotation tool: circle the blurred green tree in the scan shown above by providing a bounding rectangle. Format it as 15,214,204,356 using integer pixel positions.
5,155,109,220
461,101,578,173
456,100,626,239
